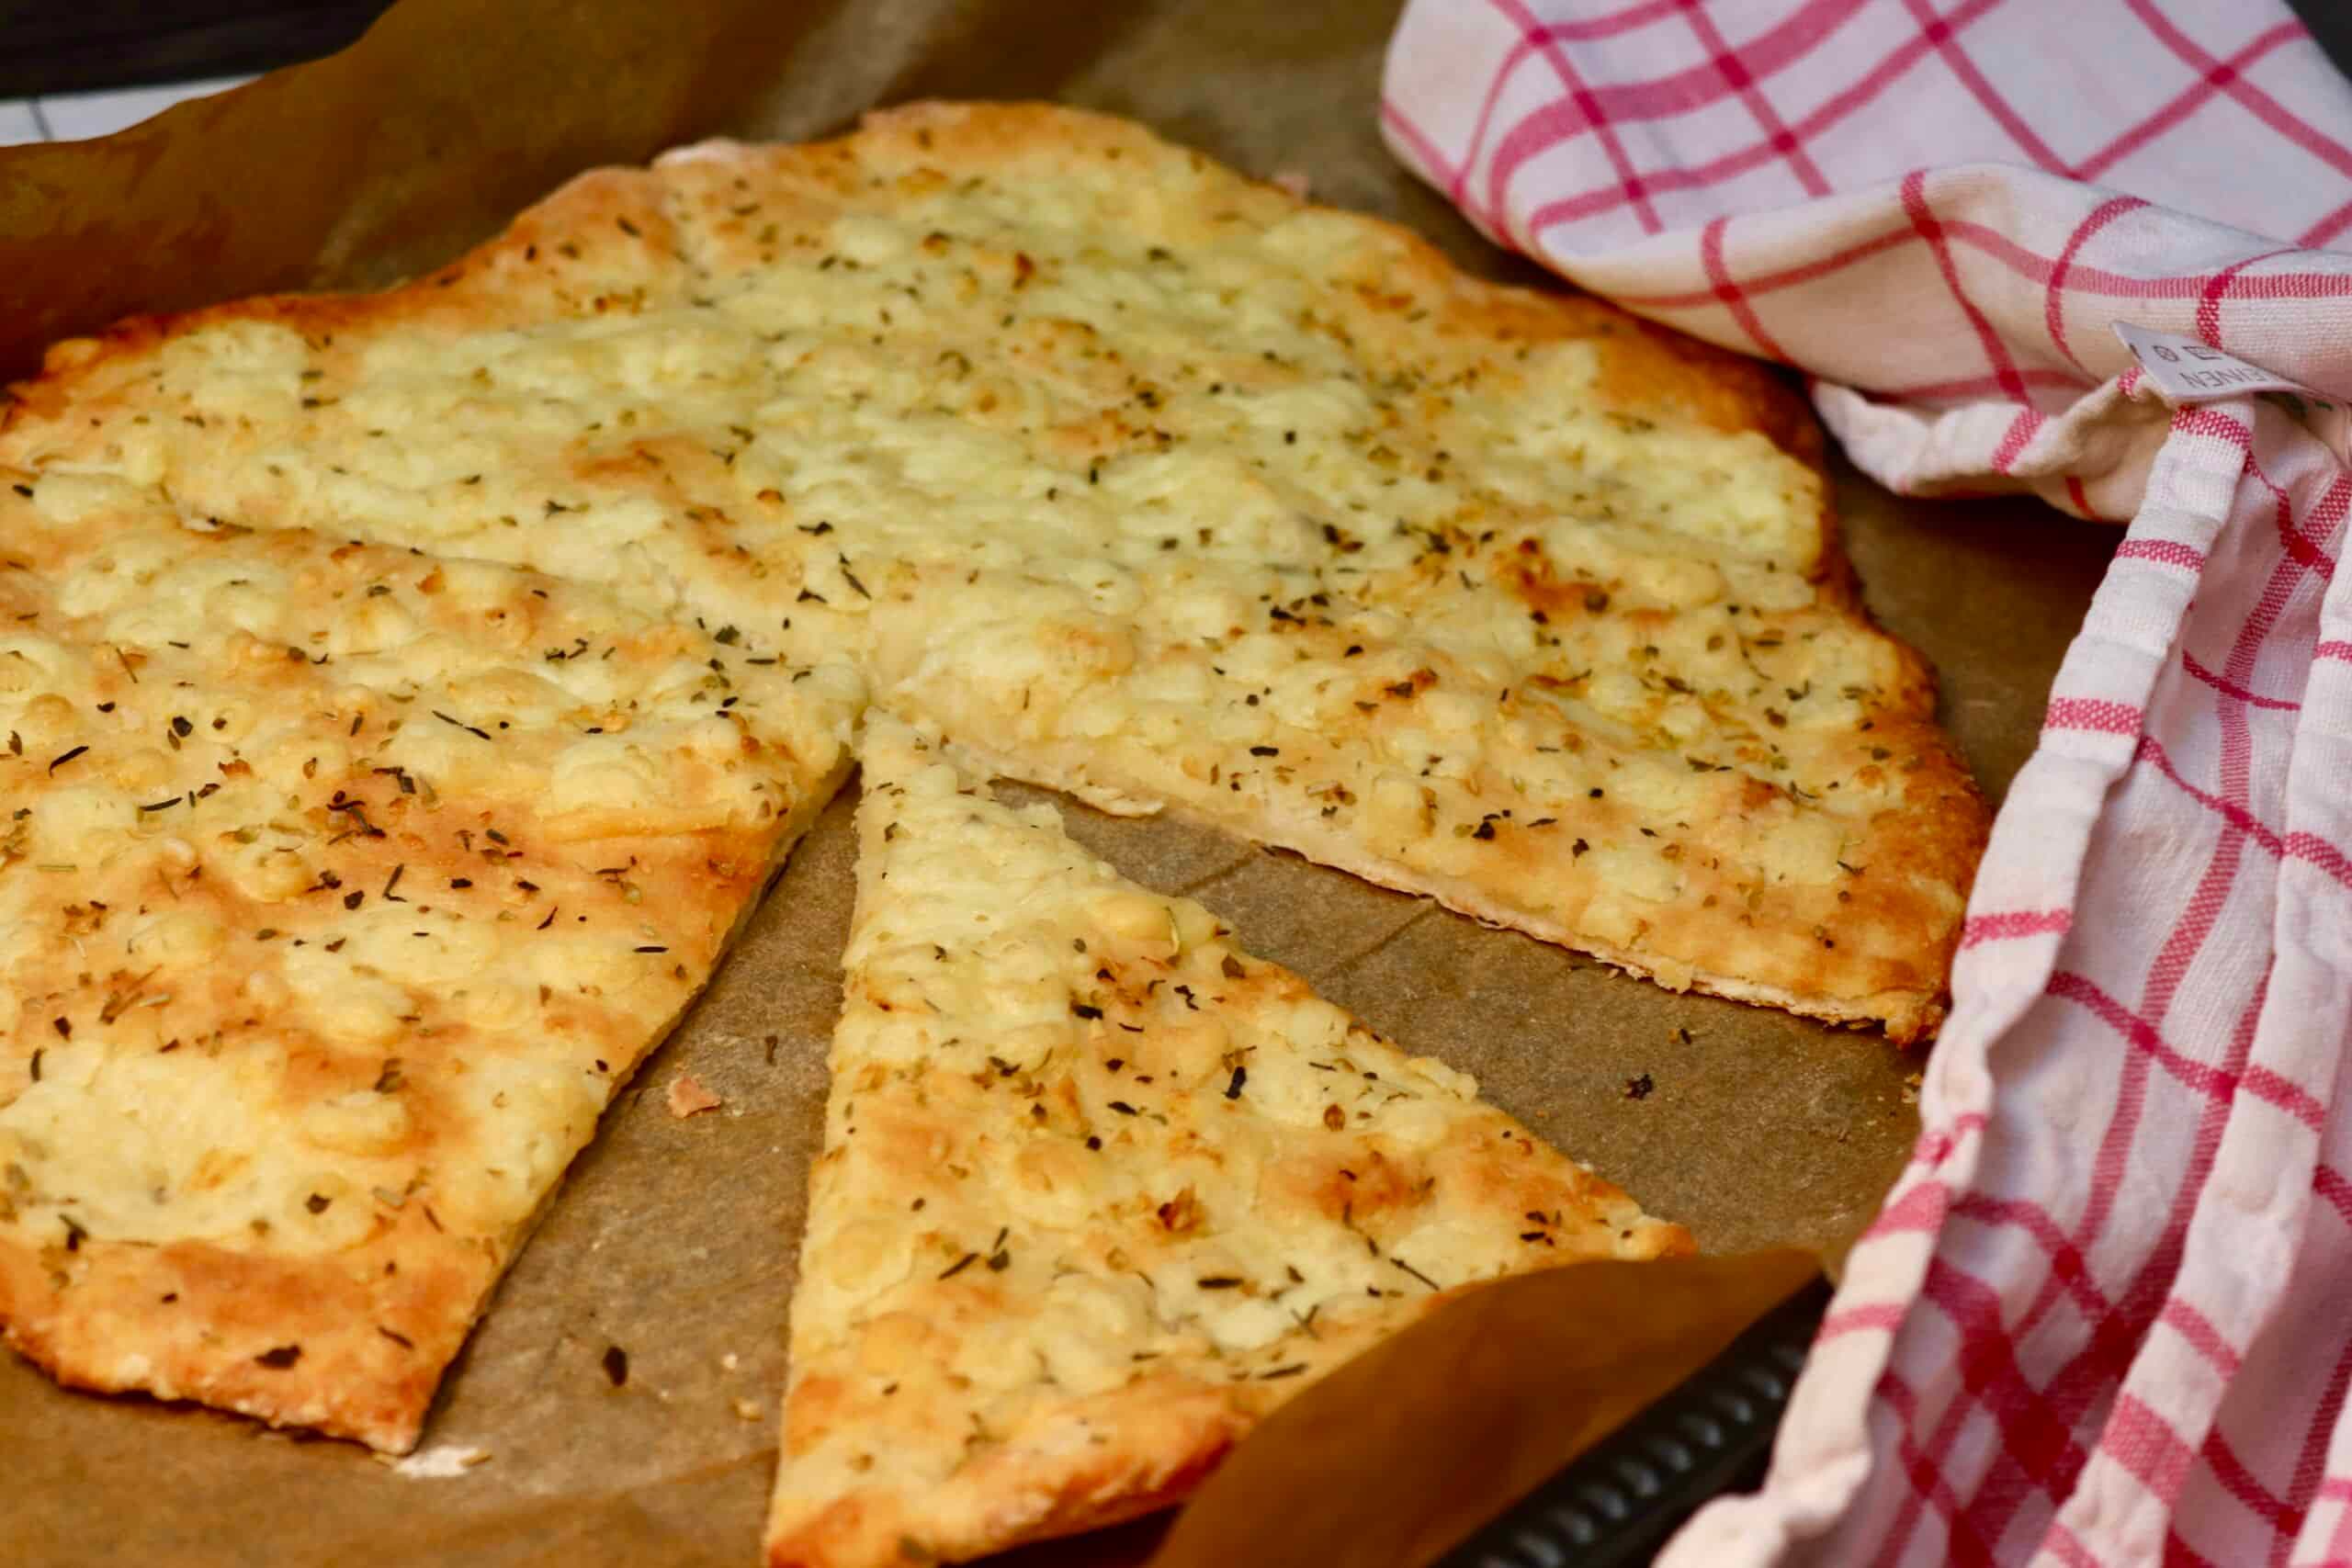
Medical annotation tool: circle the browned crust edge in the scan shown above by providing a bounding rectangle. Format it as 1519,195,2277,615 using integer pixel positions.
766,1229,1690,1568
763,1290,1460,1568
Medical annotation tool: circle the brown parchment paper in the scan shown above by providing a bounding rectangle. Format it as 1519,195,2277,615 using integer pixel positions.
0,4,2123,1564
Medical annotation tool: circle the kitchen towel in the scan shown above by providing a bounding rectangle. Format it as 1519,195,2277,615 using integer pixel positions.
1383,3,2352,1562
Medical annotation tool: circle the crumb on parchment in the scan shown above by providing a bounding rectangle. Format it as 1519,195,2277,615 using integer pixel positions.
667,1072,723,1119
382,1444,490,1478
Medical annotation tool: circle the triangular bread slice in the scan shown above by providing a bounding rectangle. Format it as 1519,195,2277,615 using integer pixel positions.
766,716,1688,1567
0,498,861,1450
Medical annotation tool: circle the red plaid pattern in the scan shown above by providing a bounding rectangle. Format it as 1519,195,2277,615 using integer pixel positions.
1383,3,2352,1563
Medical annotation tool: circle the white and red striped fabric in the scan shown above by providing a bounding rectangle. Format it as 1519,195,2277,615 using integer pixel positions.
1382,4,2352,1564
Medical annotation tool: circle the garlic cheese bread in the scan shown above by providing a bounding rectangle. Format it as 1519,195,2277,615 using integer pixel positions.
767,717,1687,1567
0,101,1984,1040
0,502,859,1450
0,96,1977,1459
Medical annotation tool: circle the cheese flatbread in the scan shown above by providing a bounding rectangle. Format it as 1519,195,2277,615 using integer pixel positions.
0,101,1984,1040
0,499,859,1450
767,716,1687,1567
0,93,1974,1463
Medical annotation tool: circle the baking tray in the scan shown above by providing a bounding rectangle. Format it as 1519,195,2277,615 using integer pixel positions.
0,0,393,99
1441,1279,1832,1567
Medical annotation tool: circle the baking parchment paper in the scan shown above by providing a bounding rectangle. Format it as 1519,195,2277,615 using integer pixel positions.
0,4,2120,1563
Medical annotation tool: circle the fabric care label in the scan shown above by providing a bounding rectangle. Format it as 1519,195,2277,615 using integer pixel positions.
2113,321,2319,400
2113,321,2352,465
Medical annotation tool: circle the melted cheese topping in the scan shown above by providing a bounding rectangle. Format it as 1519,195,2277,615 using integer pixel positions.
767,716,1682,1564
0,103,1974,1038
0,508,859,1269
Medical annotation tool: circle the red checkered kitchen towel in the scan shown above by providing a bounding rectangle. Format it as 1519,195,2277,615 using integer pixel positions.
1383,3,2352,1564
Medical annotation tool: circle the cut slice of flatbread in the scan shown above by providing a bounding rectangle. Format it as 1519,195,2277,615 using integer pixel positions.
767,716,1688,1568
0,498,861,1450
0,101,1984,1039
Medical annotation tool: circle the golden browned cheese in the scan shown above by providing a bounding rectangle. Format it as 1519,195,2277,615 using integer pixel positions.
0,100,1984,1040
768,717,1687,1568
0,503,860,1450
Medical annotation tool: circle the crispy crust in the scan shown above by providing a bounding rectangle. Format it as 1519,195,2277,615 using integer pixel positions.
0,1203,479,1450
766,1300,1442,1568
